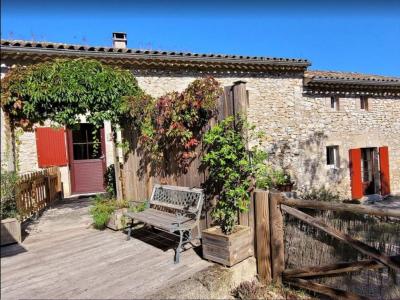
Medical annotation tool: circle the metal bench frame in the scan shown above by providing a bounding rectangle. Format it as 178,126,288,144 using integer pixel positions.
124,184,204,264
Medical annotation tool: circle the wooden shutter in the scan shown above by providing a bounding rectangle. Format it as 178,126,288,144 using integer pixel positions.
36,127,68,168
379,146,390,196
349,148,363,199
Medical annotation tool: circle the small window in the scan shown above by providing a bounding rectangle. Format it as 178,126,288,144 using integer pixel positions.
326,146,340,168
330,96,339,111
72,124,102,160
360,96,369,111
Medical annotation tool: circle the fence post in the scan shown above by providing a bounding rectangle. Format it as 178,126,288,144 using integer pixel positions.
45,170,52,204
31,173,38,219
56,167,62,199
269,192,285,284
254,190,272,284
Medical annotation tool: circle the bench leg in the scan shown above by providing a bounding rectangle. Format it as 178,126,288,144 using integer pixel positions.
126,219,134,241
175,230,184,264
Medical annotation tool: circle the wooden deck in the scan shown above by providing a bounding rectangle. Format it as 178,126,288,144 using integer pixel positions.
1,197,211,299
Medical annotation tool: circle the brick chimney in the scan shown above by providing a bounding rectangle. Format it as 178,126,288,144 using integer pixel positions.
112,32,127,48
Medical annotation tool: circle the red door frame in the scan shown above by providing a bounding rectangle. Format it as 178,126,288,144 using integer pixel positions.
67,127,107,194
349,147,391,199
379,146,390,196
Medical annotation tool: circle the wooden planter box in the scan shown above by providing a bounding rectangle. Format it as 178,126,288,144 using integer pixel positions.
1,218,22,246
107,208,128,231
202,225,253,267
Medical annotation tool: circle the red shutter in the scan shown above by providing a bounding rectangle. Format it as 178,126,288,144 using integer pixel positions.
379,146,390,196
36,127,68,168
349,148,363,199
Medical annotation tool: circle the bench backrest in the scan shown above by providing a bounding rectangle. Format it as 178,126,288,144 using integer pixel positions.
150,184,204,219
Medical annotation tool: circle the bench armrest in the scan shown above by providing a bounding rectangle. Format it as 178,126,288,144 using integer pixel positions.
173,210,198,229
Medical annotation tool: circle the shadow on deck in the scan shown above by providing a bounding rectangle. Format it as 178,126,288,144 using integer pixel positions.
1,196,211,299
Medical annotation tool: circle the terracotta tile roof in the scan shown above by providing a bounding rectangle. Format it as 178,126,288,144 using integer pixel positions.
304,70,400,97
305,70,400,84
0,39,310,70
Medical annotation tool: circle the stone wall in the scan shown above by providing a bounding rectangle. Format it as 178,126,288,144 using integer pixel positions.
2,63,399,198
133,69,400,198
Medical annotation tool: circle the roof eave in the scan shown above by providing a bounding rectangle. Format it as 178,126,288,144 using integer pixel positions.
0,45,311,69
310,77,400,87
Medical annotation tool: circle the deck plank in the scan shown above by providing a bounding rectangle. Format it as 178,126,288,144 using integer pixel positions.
1,197,211,300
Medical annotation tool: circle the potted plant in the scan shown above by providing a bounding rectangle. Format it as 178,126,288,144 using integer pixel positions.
272,169,294,192
201,116,255,267
89,195,147,230
1,170,21,246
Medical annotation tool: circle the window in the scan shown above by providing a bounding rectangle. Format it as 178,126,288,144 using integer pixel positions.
360,96,369,111
72,124,102,160
330,96,339,111
326,146,340,168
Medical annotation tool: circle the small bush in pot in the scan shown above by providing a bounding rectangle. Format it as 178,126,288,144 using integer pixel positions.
201,116,256,266
271,169,293,191
1,169,21,245
1,169,18,220
202,116,253,235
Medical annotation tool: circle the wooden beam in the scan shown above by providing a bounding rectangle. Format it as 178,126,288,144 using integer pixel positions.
254,190,272,283
281,205,400,272
279,197,400,218
283,255,400,278
269,193,285,283
286,278,371,300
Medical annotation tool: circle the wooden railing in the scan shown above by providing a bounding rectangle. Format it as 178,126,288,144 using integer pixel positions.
16,167,62,221
253,191,400,300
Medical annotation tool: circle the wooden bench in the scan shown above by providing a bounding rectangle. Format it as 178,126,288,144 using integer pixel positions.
124,184,204,263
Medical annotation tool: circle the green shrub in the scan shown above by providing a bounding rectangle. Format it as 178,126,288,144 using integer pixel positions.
104,164,117,197
89,195,117,229
271,169,291,186
89,195,143,229
251,146,273,190
1,169,18,220
301,187,341,202
202,116,252,235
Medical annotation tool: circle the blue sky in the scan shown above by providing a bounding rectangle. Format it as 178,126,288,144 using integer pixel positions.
2,0,400,76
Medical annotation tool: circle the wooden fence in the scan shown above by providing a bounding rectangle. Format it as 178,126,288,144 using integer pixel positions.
120,81,248,230
253,191,400,300
16,167,62,221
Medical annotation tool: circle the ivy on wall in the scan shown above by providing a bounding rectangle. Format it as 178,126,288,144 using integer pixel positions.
125,76,222,171
1,59,141,131
1,59,222,175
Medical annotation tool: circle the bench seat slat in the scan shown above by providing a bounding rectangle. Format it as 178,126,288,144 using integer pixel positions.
125,209,195,232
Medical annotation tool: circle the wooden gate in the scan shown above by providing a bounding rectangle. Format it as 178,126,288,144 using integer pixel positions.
253,191,400,299
120,81,248,230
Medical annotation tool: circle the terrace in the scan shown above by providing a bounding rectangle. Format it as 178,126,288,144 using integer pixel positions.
1,196,211,299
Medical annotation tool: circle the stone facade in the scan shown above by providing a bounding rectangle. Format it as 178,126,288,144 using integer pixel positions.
133,69,400,198
1,64,399,199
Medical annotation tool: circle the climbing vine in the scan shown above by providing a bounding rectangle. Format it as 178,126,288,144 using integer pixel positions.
125,76,222,171
1,59,222,174
1,59,141,131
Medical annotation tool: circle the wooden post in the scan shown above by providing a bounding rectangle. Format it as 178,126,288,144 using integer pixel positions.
269,192,285,284
254,190,272,284
112,127,123,200
45,171,51,204
232,81,247,118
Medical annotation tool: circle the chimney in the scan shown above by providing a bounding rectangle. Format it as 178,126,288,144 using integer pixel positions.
112,32,127,48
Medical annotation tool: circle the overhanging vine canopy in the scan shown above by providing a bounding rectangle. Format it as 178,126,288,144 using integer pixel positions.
1,58,142,130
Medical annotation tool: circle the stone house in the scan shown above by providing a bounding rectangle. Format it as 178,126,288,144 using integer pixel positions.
1,33,399,199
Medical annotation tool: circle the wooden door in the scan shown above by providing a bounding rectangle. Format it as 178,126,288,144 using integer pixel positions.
349,148,363,199
68,124,106,194
361,148,375,195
